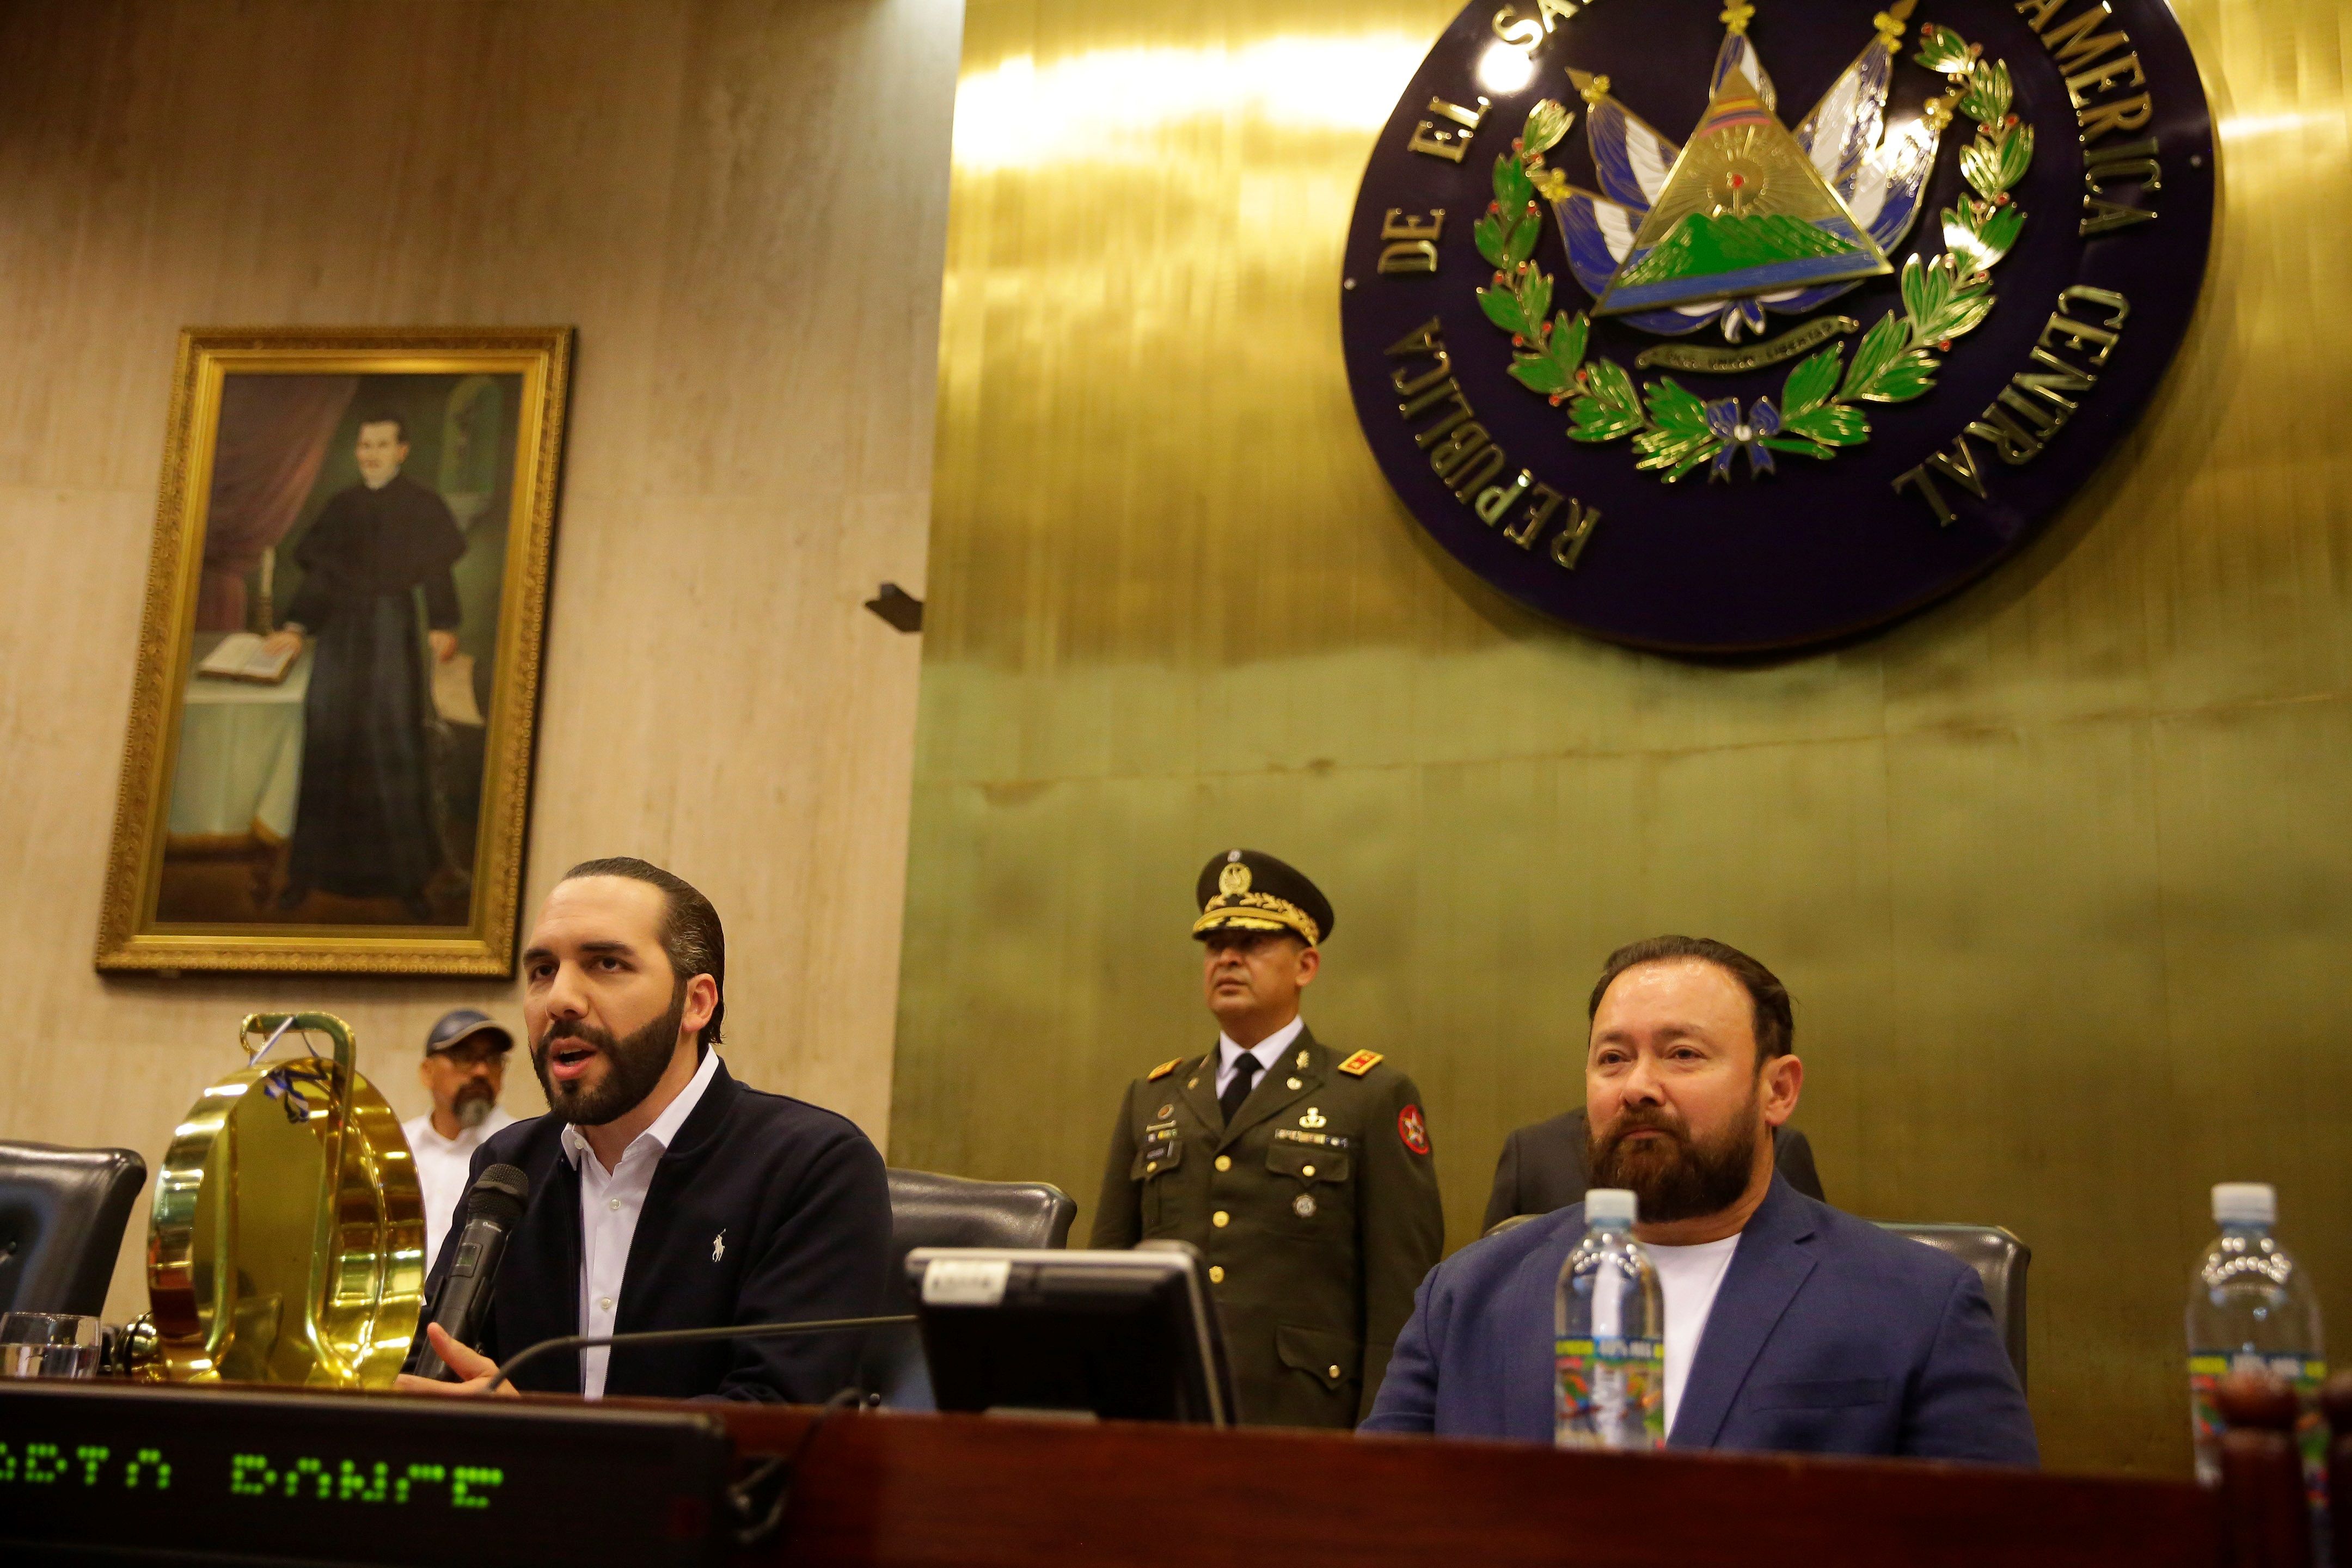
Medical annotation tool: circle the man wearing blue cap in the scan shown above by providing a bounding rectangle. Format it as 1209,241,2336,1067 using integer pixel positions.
403,1007,517,1270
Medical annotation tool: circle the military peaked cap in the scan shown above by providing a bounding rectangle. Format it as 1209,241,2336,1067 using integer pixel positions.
1191,849,1334,947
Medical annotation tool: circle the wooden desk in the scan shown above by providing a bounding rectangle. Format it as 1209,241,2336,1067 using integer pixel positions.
8,1379,2290,1568
705,1405,2223,1568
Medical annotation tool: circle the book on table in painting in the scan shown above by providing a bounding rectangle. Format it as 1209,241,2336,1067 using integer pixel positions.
194,632,296,684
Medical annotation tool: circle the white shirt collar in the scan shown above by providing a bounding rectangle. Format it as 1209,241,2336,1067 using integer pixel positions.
559,1045,722,1173
1218,1014,1306,1075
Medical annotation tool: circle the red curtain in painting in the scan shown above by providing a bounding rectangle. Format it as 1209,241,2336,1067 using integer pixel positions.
195,374,358,632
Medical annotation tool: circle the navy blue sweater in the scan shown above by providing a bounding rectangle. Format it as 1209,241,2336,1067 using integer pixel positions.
405,1058,891,1402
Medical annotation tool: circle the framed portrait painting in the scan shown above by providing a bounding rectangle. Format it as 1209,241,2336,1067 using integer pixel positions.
96,327,573,975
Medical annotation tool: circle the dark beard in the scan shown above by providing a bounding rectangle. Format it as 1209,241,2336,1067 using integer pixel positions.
1586,1095,1760,1224
532,986,687,1127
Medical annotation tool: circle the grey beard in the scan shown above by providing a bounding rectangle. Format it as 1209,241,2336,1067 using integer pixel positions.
455,1093,494,1130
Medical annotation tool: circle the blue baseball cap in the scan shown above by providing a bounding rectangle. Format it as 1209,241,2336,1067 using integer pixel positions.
423,1008,513,1057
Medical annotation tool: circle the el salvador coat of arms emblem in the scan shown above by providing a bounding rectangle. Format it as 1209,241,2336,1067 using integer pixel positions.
1340,0,2214,652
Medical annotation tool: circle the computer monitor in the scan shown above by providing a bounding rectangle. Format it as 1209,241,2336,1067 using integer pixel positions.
906,1244,1238,1425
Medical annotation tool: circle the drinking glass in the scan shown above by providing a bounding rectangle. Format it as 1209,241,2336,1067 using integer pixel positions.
0,1312,101,1379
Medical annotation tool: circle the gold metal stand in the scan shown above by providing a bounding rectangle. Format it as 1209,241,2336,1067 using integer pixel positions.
144,1013,424,1387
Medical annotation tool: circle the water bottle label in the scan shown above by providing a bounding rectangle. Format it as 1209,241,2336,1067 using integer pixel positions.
1555,1335,1665,1449
2188,1350,2328,1513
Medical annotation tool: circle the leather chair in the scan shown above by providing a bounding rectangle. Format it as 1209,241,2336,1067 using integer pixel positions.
1478,1214,2031,1393
1877,1222,2030,1394
0,1141,147,1317
857,1167,1077,1408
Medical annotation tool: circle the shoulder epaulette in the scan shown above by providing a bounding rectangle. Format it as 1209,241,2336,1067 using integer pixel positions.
1336,1049,1384,1077
1147,1058,1180,1081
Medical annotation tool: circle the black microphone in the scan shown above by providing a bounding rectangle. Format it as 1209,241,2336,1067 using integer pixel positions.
480,1313,915,1394
412,1163,530,1381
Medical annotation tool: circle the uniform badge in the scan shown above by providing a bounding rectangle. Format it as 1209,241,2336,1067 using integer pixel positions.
1336,1050,1383,1076
1147,1059,1180,1081
1293,1193,1318,1219
1218,861,1252,895
1298,1107,1327,1129
1156,1104,1174,1119
1397,1104,1431,1156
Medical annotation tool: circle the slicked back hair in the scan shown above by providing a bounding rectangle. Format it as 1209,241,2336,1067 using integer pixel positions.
560,856,726,1048
1588,935,1792,1066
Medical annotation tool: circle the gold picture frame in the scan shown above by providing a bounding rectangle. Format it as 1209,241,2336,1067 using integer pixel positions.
96,327,573,975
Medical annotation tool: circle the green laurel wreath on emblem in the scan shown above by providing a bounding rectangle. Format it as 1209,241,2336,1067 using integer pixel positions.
1473,24,2033,482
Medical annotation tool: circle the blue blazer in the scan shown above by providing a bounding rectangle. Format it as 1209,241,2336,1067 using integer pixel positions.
1362,1176,2037,1464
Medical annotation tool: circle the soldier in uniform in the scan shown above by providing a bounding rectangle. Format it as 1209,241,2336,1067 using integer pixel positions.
1091,849,1444,1429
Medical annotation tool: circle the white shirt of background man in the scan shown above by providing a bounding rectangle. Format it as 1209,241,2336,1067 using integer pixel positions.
559,1045,722,1399
401,1106,516,1272
1645,1232,1742,1438
1215,1014,1307,1099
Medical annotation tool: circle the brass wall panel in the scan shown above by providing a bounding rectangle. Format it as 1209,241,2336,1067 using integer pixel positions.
896,0,2352,1473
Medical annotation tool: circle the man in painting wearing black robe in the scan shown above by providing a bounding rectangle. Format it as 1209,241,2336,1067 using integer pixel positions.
262,413,466,921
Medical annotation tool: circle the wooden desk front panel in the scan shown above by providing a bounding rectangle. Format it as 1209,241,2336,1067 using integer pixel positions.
712,1407,2221,1568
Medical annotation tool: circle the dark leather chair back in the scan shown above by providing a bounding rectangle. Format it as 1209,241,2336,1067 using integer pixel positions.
1877,1222,2030,1393
858,1167,1076,1408
0,1141,148,1317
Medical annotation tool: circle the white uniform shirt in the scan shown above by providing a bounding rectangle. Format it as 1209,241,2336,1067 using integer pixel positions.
558,1048,722,1399
401,1107,516,1272
1214,1015,1307,1099
1645,1232,1742,1437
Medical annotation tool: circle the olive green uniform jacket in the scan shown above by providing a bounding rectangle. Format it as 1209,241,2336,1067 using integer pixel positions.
1090,1027,1444,1429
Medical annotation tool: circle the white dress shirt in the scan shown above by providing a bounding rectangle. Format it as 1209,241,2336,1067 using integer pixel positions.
401,1106,516,1272
1646,1232,1742,1437
559,1047,722,1399
1214,1015,1308,1100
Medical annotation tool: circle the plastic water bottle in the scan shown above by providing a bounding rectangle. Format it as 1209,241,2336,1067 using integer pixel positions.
1555,1186,1665,1450
2186,1182,2326,1540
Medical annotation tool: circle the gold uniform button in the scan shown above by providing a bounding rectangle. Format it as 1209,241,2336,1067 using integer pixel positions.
1327,1364,1342,1379
1287,1076,1303,1089
1215,1155,1232,1172
1302,1164,1316,1178
1209,1265,1225,1283
1212,1210,1230,1228
1146,1161,1158,1173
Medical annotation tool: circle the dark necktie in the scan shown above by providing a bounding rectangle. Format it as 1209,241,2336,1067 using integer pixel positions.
1220,1053,1261,1125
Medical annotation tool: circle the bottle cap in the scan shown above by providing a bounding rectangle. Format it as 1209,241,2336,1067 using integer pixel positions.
2212,1183,2276,1226
1585,1187,1638,1225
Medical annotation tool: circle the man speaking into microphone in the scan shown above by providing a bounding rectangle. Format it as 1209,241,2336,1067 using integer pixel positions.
397,857,891,1402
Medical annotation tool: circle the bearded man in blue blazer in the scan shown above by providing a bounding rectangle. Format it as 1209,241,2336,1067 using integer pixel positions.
1362,936,2035,1464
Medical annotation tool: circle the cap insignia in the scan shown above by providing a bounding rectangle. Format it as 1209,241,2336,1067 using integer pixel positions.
1336,1049,1384,1077
1218,861,1252,895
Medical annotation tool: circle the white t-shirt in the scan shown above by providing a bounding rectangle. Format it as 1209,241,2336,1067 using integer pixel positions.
1644,1233,1742,1438
402,1107,517,1272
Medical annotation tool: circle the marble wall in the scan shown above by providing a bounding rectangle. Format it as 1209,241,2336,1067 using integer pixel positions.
0,0,962,1321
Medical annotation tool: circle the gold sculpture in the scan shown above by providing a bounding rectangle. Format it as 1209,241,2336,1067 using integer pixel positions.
145,1013,425,1387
